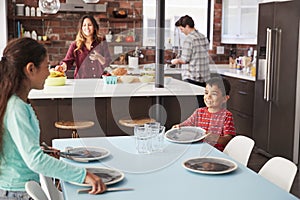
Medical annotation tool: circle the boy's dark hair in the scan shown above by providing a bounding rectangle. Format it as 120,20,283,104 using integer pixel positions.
206,77,231,96
175,15,195,28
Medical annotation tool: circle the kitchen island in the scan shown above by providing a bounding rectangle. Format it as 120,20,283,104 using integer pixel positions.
29,78,204,144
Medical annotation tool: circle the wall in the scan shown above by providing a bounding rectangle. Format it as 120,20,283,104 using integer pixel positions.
7,0,255,65
211,0,256,64
0,0,7,56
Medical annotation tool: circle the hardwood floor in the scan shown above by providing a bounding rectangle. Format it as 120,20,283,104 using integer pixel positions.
247,148,300,198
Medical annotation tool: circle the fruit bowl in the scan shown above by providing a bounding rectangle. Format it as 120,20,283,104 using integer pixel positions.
45,76,67,86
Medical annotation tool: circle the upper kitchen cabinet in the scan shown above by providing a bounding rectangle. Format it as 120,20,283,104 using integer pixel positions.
222,0,261,44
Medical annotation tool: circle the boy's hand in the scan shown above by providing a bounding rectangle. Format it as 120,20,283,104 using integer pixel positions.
172,124,179,129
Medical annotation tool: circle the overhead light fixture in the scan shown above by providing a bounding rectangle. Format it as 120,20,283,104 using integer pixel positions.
39,0,60,14
82,0,99,3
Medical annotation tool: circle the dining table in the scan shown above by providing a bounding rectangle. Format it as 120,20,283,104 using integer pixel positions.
52,136,298,200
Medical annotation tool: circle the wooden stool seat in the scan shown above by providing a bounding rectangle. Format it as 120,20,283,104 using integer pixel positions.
54,121,94,138
118,117,156,128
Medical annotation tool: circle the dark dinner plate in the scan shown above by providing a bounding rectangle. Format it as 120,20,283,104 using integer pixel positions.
183,157,238,174
165,126,207,143
69,167,124,186
62,146,110,162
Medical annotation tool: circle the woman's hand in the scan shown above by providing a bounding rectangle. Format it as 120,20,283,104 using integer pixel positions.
84,171,107,194
89,51,105,65
55,62,67,72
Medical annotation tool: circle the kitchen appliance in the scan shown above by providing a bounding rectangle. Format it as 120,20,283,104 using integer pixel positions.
39,0,60,14
59,0,106,12
253,0,300,165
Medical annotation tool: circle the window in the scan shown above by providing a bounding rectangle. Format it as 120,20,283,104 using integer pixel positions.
143,0,211,48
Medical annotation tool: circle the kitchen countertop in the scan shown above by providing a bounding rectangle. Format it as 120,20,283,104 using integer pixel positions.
125,64,255,81
29,78,204,99
210,64,256,81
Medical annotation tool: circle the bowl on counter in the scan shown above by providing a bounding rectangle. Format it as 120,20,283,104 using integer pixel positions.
120,75,136,83
45,76,67,86
113,10,128,18
139,75,154,83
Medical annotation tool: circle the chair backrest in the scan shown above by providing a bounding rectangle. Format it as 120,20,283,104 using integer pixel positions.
223,135,255,166
258,156,297,192
39,174,64,200
25,181,49,200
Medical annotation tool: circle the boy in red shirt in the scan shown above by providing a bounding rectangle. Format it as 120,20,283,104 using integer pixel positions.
173,77,236,151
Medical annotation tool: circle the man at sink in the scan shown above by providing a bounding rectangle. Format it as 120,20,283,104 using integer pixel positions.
171,15,210,106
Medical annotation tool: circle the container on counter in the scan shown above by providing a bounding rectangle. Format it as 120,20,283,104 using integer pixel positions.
25,6,30,16
16,4,25,16
31,30,37,40
36,7,42,17
31,7,36,17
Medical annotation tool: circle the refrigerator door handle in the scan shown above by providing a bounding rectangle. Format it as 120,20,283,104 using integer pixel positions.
264,28,272,101
271,28,281,102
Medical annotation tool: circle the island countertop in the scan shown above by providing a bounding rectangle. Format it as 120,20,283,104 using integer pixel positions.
29,78,204,99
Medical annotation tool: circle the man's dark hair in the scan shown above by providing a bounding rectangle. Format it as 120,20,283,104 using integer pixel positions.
175,15,195,28
206,77,231,96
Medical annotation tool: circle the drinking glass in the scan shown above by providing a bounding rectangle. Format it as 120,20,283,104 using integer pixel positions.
145,122,165,152
134,125,151,154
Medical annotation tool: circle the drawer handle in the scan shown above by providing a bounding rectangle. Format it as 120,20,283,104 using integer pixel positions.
238,91,248,95
238,80,247,84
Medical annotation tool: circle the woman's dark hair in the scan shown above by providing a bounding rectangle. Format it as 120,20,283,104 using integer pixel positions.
0,37,47,153
75,15,103,53
206,77,231,96
175,15,195,28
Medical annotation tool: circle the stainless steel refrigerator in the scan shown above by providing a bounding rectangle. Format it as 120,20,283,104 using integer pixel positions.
253,0,300,165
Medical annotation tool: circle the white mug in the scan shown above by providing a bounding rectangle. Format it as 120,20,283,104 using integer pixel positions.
128,56,139,68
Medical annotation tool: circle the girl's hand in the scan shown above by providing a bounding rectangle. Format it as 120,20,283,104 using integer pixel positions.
41,146,60,159
84,171,107,194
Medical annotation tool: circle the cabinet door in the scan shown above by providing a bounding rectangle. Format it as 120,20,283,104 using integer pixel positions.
222,75,254,137
30,99,58,145
223,76,254,115
222,0,261,44
58,98,107,138
106,97,153,136
230,109,253,137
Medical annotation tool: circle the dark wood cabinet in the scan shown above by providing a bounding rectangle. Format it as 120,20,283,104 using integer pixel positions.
222,76,255,137
31,95,199,143
30,99,58,145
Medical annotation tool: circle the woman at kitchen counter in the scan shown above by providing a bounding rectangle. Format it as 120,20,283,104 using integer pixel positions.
173,77,236,151
59,15,112,78
0,38,106,199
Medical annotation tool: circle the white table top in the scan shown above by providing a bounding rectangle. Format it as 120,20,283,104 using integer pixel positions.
29,78,204,99
53,136,297,200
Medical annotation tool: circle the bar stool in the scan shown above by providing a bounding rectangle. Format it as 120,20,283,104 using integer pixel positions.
54,121,94,138
118,117,156,128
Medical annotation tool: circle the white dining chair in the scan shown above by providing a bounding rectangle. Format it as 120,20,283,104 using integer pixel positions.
25,180,48,200
258,156,297,192
39,174,64,200
223,135,255,166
